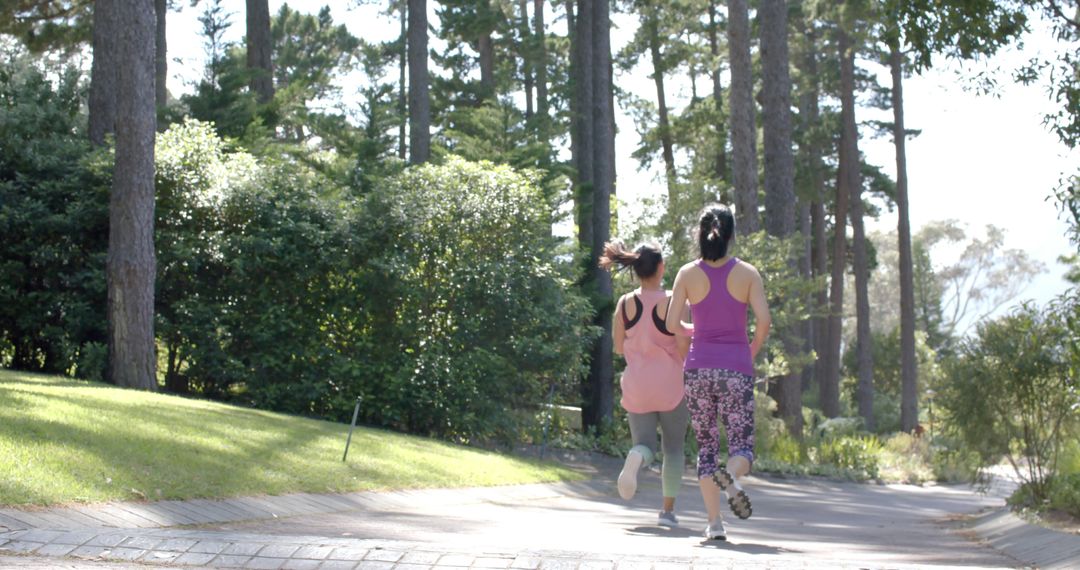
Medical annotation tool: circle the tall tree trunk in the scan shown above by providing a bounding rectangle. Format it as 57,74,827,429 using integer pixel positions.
89,0,118,146
588,0,616,431
840,29,874,431
408,0,431,164
759,0,801,436
245,0,274,104
826,30,854,421
534,0,548,121
727,0,759,233
154,0,167,113
572,0,614,432
399,0,408,160
519,0,534,118
799,199,814,392
646,9,681,258
708,0,727,184
478,32,495,100
800,19,836,417
891,38,918,433
108,0,157,391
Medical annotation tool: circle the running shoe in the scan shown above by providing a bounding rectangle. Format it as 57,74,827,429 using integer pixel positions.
704,518,727,541
713,464,752,519
657,510,679,527
617,449,645,500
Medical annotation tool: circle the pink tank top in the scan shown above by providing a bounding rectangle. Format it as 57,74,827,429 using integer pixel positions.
620,289,685,414
684,258,754,376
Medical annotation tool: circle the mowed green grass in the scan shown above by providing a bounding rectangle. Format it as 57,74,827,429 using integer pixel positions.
0,369,582,506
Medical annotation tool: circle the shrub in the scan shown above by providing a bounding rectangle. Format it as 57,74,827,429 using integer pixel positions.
818,435,882,479
938,299,1079,502
361,158,593,443
0,50,108,374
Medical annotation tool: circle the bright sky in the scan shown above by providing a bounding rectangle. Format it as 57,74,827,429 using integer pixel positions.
166,1,1077,312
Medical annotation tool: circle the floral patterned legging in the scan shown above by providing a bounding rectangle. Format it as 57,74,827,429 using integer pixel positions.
684,368,755,479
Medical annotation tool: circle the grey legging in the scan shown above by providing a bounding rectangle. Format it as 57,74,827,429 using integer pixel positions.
626,398,690,498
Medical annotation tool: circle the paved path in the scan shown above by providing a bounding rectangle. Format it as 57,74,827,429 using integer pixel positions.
0,453,1077,569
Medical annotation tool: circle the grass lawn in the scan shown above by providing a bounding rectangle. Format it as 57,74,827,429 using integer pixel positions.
0,369,583,506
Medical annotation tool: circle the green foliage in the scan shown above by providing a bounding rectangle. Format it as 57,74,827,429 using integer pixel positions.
734,231,820,380
0,1,93,54
1009,474,1080,518
817,435,882,478
367,158,592,443
938,297,1080,502
182,1,261,140
841,328,942,433
0,50,107,374
271,4,360,144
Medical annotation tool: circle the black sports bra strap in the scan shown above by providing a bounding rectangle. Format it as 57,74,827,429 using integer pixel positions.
652,297,675,336
622,294,644,329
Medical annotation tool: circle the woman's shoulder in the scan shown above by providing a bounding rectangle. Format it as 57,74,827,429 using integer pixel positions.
677,260,704,275
734,258,761,275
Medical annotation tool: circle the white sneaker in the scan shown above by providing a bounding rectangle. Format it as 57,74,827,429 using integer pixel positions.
657,510,679,527
704,518,727,541
617,449,645,500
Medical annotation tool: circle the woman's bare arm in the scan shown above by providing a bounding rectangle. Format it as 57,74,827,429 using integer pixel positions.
747,268,771,360
666,268,694,337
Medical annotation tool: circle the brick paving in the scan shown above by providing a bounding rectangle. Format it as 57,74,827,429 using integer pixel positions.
0,457,1076,569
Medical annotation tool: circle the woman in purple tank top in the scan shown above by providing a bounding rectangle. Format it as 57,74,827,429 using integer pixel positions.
665,205,771,541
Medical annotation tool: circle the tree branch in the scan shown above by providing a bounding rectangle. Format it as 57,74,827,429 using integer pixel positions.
1046,0,1080,35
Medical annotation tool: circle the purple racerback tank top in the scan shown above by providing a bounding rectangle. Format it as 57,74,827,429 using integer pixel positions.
684,258,754,376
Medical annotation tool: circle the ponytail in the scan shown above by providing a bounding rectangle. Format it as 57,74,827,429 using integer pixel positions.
698,205,735,261
599,240,663,279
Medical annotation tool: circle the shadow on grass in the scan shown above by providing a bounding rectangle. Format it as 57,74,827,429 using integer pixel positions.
0,384,488,505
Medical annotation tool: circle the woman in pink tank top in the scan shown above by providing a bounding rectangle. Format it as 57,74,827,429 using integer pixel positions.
666,205,771,541
600,240,690,529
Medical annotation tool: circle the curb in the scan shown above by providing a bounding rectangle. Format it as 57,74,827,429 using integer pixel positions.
967,508,1080,569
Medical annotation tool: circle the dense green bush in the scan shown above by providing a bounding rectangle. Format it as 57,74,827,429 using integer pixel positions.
0,53,108,374
1,58,592,445
365,158,593,442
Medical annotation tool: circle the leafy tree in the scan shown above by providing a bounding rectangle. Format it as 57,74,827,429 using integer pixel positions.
0,0,93,53
940,298,1079,503
883,0,1030,433
182,0,259,140
917,221,1046,338
270,4,359,143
